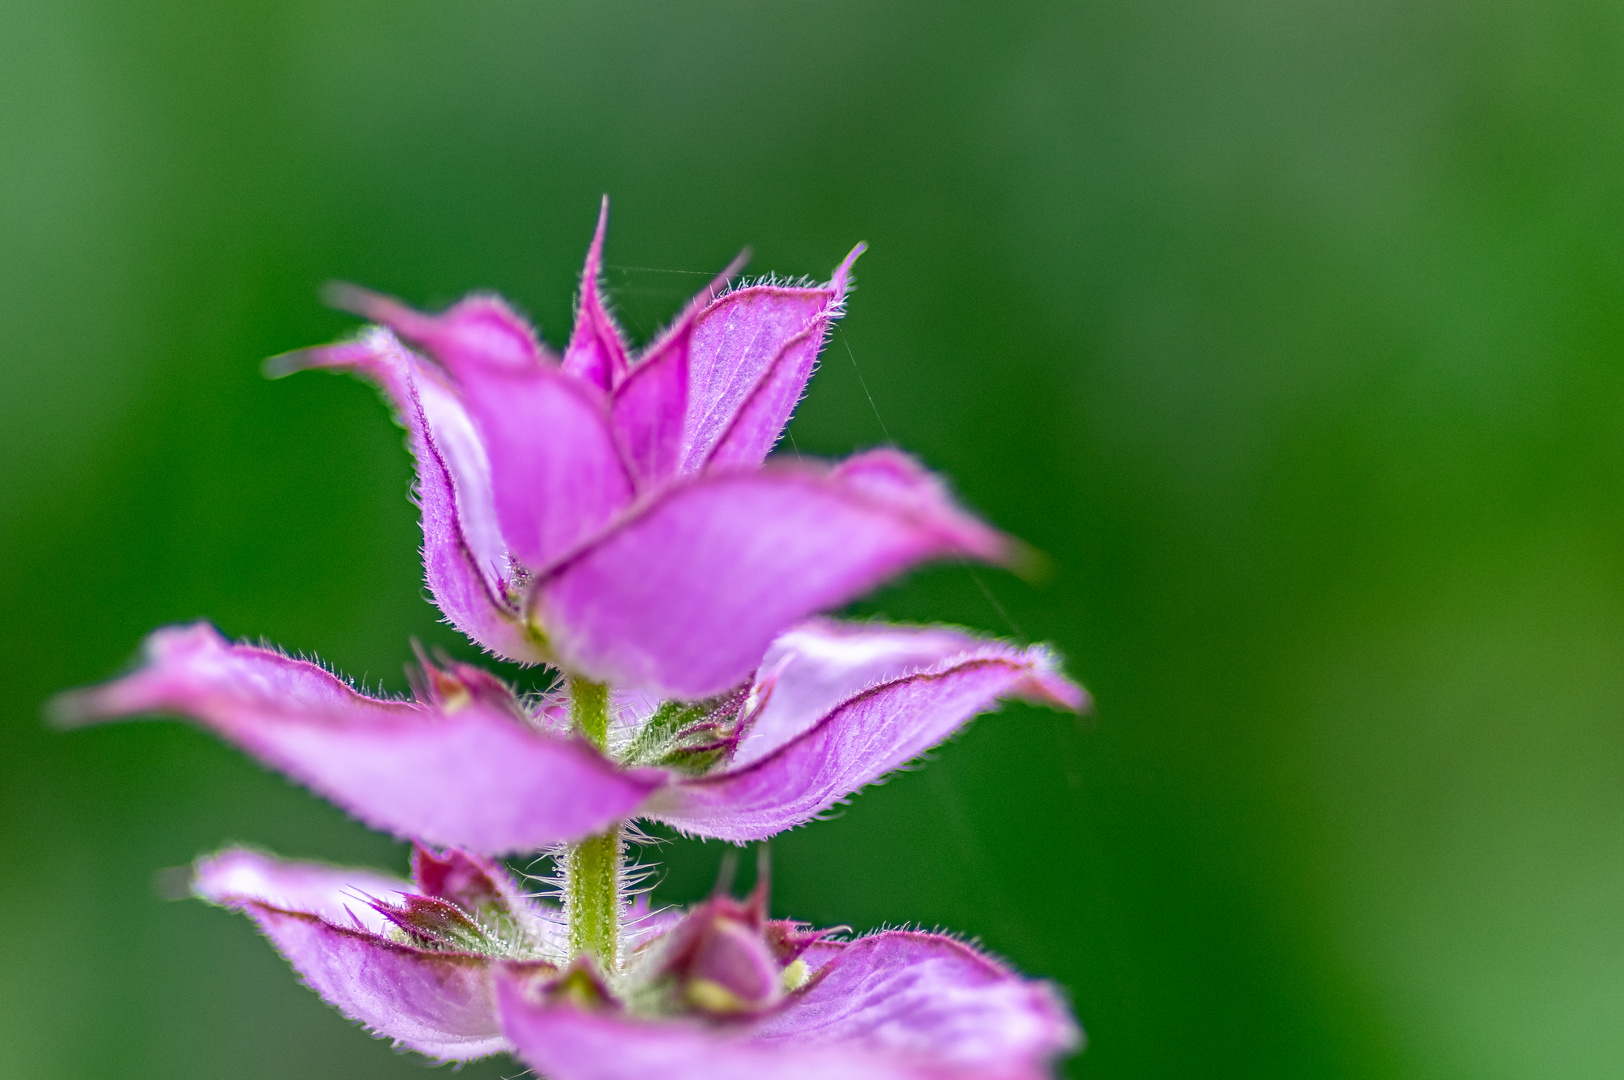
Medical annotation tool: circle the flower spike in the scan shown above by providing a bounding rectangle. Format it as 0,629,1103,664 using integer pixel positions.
62,205,1092,1076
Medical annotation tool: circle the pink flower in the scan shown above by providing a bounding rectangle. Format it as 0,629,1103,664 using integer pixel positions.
53,618,1085,852
191,846,556,1061
192,846,1080,1078
55,205,1094,1076
278,200,1011,699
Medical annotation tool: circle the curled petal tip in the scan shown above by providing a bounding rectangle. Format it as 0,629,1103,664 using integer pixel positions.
832,242,866,291
321,280,385,318
321,283,444,346
584,205,609,277
832,448,1010,563
1047,677,1092,715
1002,537,1053,582
42,687,97,730
152,863,196,901
1018,652,1090,714
262,348,318,380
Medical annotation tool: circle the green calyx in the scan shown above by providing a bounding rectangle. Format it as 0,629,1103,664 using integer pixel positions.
620,689,749,776
381,894,497,952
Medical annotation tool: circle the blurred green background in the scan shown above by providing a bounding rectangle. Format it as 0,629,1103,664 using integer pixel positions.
4,0,1624,1076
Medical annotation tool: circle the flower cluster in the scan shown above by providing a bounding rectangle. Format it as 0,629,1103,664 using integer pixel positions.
56,202,1087,1079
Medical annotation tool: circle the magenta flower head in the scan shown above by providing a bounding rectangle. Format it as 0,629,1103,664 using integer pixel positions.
275,199,1011,699
191,845,1079,1078
53,204,1089,1076
53,200,1086,856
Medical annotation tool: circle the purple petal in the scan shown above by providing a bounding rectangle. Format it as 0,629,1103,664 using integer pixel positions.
610,328,691,487
700,322,826,472
194,847,410,934
495,930,1076,1080
456,361,634,570
529,453,1010,698
326,285,553,379
495,977,931,1080
829,448,1007,555
648,639,1080,841
562,198,632,392
610,256,743,487
331,285,635,571
731,619,1085,769
679,244,863,474
752,931,1080,1076
52,624,661,852
277,330,540,662
198,849,520,1061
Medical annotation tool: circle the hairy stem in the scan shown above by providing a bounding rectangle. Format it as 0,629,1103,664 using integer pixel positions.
569,677,611,752
565,824,623,967
563,677,620,968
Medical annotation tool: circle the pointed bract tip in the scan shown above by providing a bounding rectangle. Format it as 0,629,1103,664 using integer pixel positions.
321,282,421,332
1019,655,1091,714
832,241,866,291
696,249,751,310
152,864,196,901
586,198,610,273
321,279,378,316
1002,537,1053,583
262,348,317,380
698,248,751,308
42,687,97,730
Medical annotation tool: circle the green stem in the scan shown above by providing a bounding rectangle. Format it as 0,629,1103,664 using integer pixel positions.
565,824,623,967
569,677,611,752
563,677,620,968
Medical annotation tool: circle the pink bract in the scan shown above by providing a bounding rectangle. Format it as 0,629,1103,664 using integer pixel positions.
51,623,658,852
279,201,1011,698
194,848,1079,1077
54,618,1084,852
55,204,1093,1078
497,932,1079,1080
192,847,558,1061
